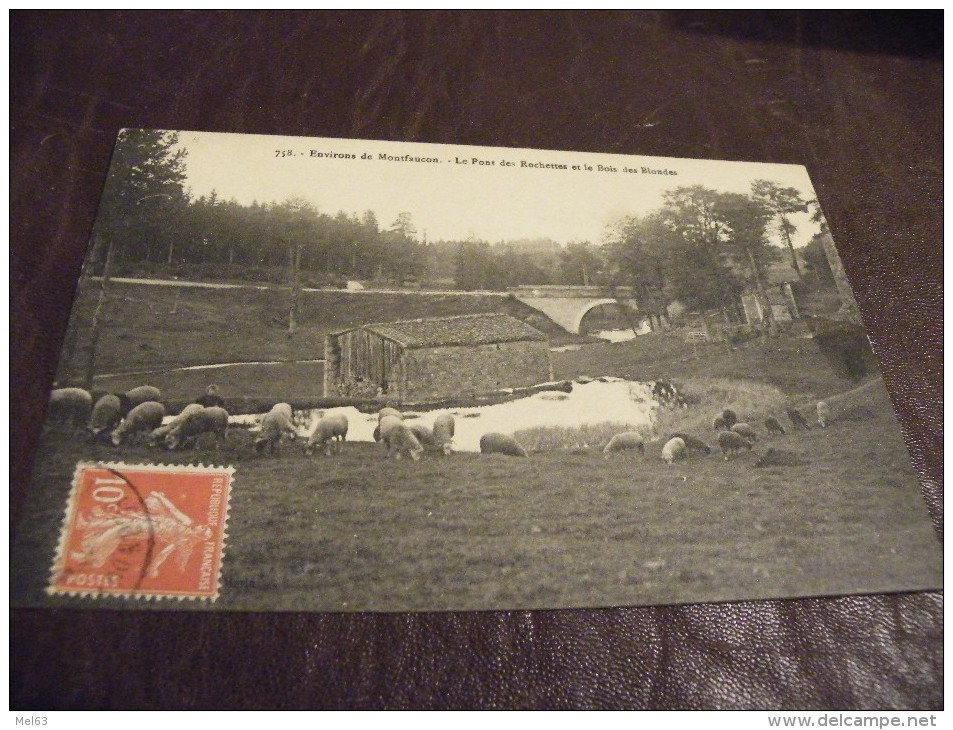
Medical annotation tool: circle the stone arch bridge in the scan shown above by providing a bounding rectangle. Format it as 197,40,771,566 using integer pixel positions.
511,286,639,335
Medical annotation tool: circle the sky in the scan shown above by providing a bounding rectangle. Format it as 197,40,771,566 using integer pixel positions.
172,130,825,248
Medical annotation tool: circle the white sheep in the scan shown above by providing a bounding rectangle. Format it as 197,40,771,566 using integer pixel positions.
48,387,93,430
88,393,123,440
118,385,162,416
816,401,831,428
254,404,297,455
603,432,645,459
378,407,403,423
730,422,758,442
111,401,166,446
149,403,205,446
718,430,753,460
166,406,229,450
432,413,455,456
382,421,424,461
479,432,528,457
305,411,349,455
661,437,686,464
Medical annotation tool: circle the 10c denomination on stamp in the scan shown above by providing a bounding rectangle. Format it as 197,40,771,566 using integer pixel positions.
48,462,234,601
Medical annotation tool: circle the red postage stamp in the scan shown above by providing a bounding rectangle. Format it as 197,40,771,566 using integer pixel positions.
48,462,234,602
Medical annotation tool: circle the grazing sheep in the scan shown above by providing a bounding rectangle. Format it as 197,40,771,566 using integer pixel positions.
166,406,230,450
712,414,728,431
111,401,166,446
149,403,204,446
603,432,645,459
254,404,297,455
407,421,439,449
48,387,93,429
720,409,738,428
667,432,712,455
88,393,123,440
816,401,831,428
787,408,812,431
432,413,455,456
378,407,403,423
304,411,349,455
764,417,786,436
731,422,757,442
718,430,754,459
118,386,162,417
661,437,687,464
378,414,404,439
382,422,424,461
480,432,528,457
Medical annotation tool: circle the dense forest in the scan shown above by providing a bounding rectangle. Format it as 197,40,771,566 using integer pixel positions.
91,130,835,314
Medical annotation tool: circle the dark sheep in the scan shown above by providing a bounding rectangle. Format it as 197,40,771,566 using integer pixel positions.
764,417,786,436
718,430,753,459
787,408,812,431
720,409,738,428
667,432,712,455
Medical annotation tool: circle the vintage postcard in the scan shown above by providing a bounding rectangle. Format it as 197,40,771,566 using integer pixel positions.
10,130,941,612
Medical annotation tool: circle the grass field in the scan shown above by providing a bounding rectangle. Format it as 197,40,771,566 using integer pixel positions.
11,376,942,612
14,280,941,612
56,281,584,382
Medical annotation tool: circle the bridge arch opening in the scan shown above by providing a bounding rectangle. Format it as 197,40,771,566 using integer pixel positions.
573,299,636,335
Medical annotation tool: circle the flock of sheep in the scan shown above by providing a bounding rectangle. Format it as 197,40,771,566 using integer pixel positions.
45,384,526,461
47,385,231,450
47,382,830,466
602,401,831,466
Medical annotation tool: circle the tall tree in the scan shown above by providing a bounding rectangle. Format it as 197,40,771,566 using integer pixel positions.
751,180,809,281
602,212,673,327
82,130,188,385
92,129,189,266
659,186,743,311
718,192,780,333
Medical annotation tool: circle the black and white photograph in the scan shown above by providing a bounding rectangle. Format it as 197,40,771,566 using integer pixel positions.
10,129,942,612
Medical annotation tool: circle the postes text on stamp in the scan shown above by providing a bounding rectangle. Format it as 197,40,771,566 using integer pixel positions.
48,462,234,601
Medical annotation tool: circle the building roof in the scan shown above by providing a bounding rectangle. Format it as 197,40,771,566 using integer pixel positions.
348,313,548,349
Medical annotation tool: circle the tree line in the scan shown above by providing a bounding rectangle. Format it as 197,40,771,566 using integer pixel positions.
90,130,834,306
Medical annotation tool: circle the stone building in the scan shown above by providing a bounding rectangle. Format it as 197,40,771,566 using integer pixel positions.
324,313,552,403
